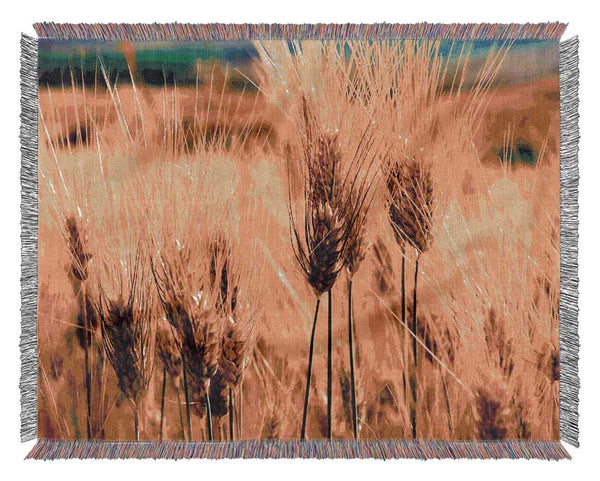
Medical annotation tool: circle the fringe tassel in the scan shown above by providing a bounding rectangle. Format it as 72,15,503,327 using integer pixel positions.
33,22,567,41
558,36,580,447
26,439,571,460
20,34,38,443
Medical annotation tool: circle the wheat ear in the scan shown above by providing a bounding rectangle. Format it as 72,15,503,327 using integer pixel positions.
386,157,434,437
98,249,156,441
65,216,94,439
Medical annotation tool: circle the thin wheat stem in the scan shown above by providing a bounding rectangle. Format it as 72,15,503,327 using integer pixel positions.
159,366,167,441
228,388,234,441
401,248,408,433
238,385,243,439
176,387,185,440
182,356,192,440
301,298,321,440
411,255,420,438
327,289,333,440
401,249,406,329
442,374,454,434
94,347,106,439
81,285,92,439
134,403,140,442
206,390,214,441
348,279,358,438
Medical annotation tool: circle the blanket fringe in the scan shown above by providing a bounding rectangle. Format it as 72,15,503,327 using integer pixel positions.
22,25,578,458
33,22,567,41
558,36,580,447
26,439,571,460
20,33,38,443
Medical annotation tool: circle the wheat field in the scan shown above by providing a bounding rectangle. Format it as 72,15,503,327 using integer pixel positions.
36,38,560,441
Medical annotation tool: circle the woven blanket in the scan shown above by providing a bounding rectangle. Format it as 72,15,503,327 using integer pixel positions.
20,22,579,460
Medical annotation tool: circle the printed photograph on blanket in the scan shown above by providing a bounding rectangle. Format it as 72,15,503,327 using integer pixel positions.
36,37,561,443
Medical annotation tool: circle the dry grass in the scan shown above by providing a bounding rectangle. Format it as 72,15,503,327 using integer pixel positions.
37,39,560,441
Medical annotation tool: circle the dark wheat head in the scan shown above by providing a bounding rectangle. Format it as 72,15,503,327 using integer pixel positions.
99,252,156,407
386,157,434,254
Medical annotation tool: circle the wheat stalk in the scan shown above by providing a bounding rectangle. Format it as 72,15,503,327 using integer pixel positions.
97,248,156,441
386,157,434,255
210,316,251,439
208,233,240,316
64,215,95,439
386,156,434,438
342,185,376,439
205,233,255,440
260,43,379,439
156,318,184,440
152,245,223,441
289,114,348,439
291,157,348,440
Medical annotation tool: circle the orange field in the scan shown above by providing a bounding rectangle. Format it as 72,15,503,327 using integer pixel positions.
37,40,560,442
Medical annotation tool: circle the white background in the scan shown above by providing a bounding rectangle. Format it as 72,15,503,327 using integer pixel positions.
1,1,597,478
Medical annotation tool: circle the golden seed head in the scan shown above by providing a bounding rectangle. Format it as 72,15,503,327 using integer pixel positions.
386,158,434,254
